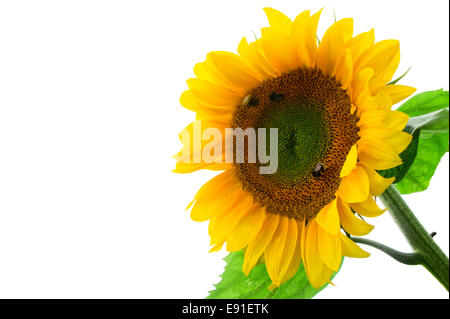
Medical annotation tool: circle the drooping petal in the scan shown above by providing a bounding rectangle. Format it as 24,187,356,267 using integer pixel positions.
242,214,280,275
351,196,387,218
340,233,370,258
208,193,253,247
278,221,303,284
264,216,290,285
337,197,374,236
190,177,242,221
304,220,334,289
266,217,298,286
359,162,394,196
226,205,266,251
317,225,342,271
315,199,340,234
190,170,235,202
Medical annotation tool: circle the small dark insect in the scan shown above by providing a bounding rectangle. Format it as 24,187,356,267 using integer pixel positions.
312,163,325,177
242,94,258,107
269,92,283,102
430,232,437,238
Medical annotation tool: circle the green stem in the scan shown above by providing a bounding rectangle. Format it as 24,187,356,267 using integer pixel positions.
379,185,449,291
352,237,422,265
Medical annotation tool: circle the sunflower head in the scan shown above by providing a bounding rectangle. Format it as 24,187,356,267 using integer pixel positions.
175,8,415,289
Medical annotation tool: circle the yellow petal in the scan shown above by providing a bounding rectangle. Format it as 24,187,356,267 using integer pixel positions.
307,9,322,66
360,129,412,154
362,89,393,112
318,18,353,75
237,37,276,79
383,85,416,105
173,162,232,174
264,216,290,285
291,9,322,67
334,48,353,89
226,206,266,252
351,196,387,218
304,220,334,289
263,7,292,35
209,242,224,253
337,197,374,236
291,10,312,67
242,214,280,275
193,61,214,82
340,233,370,258
359,162,394,196
208,193,252,246
261,27,295,74
180,90,235,113
190,185,241,222
340,144,358,177
345,29,375,62
300,219,307,269
387,131,413,154
315,199,340,234
278,221,303,284
260,8,295,73
317,226,342,271
278,218,299,281
357,138,402,170
354,40,400,93
191,170,235,202
266,217,299,286
207,51,262,89
338,166,370,203
352,67,374,104
358,110,409,131
187,78,242,107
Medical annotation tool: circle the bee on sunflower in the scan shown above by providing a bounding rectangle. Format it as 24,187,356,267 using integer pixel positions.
174,8,416,289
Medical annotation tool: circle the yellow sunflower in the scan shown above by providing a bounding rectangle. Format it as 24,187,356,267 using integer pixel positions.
175,8,416,289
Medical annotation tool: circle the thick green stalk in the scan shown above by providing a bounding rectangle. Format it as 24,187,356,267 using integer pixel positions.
379,185,449,291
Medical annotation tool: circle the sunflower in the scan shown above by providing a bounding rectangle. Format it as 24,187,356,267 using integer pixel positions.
175,8,416,289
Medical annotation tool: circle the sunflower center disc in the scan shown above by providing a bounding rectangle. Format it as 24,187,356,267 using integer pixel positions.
232,68,359,220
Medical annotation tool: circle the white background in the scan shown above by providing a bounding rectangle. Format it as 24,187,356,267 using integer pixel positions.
0,0,448,299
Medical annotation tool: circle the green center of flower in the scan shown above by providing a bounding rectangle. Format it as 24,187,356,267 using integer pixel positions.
260,98,330,182
232,67,359,221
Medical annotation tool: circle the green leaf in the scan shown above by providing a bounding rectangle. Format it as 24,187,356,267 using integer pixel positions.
396,132,448,194
378,130,420,183
397,89,449,116
207,250,341,299
379,90,449,194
